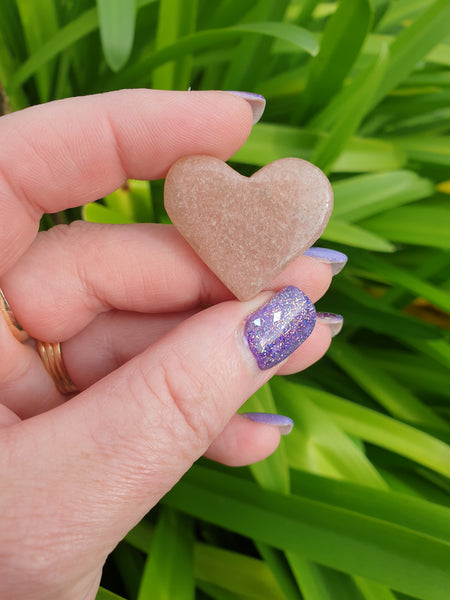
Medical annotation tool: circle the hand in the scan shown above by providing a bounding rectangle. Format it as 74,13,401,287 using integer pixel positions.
0,90,334,600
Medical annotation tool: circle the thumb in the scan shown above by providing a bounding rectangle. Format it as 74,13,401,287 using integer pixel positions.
3,287,317,584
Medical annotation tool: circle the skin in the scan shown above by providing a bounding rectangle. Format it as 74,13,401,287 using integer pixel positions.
0,90,333,600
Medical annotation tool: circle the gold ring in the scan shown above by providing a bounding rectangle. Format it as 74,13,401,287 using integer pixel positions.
0,287,28,342
36,341,78,395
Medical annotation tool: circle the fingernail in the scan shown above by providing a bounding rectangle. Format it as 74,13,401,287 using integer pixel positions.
226,91,266,124
316,312,343,337
303,247,348,275
241,412,294,435
245,286,316,370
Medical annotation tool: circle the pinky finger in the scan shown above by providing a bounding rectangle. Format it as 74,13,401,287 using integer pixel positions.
204,413,292,466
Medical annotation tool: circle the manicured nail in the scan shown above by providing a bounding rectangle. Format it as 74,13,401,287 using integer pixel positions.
316,312,343,337
245,286,316,370
303,247,348,275
226,91,266,124
241,412,294,435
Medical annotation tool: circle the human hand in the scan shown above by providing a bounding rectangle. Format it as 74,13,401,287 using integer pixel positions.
0,90,338,600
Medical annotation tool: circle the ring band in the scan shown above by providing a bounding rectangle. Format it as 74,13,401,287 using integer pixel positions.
0,287,28,342
36,341,78,395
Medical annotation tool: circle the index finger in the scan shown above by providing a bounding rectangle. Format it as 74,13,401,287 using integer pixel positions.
0,89,255,275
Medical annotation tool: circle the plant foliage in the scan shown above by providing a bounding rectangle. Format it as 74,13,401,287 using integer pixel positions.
1,0,449,598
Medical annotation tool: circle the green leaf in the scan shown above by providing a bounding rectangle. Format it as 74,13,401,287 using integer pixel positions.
15,0,59,101
232,123,405,172
195,543,286,600
289,558,375,600
329,282,441,340
255,543,303,600
332,170,434,222
96,588,127,600
232,20,318,57
137,508,194,600
361,205,450,249
8,0,156,91
164,466,450,600
97,0,136,71
288,381,450,478
322,219,395,252
222,1,292,91
272,378,388,489
298,0,372,123
104,22,318,90
351,252,450,313
82,203,133,224
126,521,287,600
378,0,436,31
328,339,448,430
153,0,198,90
243,385,290,494
371,0,450,109
391,135,450,166
311,43,389,173
365,347,450,399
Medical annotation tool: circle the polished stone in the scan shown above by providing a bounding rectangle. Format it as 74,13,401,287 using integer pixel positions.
164,155,333,300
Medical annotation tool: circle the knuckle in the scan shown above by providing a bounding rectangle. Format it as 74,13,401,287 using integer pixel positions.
131,349,222,457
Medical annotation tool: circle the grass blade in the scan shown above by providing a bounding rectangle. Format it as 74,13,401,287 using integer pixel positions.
328,339,448,430
97,0,136,71
153,0,198,90
15,0,59,102
232,123,405,172
370,0,450,109
96,588,127,600
286,380,450,478
332,170,434,222
273,379,388,489
351,252,450,313
361,205,450,249
297,0,372,123
289,558,379,600
126,521,287,599
243,383,290,494
104,22,318,90
390,135,450,167
163,465,450,600
137,508,194,600
322,219,395,252
311,43,389,173
222,0,290,91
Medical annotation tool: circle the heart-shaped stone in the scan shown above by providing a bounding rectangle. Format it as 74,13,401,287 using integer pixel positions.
164,156,333,300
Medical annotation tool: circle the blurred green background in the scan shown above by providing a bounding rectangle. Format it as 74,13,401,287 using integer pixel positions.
1,1,449,599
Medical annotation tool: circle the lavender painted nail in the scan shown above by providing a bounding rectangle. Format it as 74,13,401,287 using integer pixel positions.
316,312,344,337
303,247,348,275
226,91,266,124
241,412,294,435
245,286,316,370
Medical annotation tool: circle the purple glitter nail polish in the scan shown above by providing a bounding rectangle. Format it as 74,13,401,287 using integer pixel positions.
316,312,344,337
245,286,316,370
303,247,348,275
241,412,294,435
225,91,266,124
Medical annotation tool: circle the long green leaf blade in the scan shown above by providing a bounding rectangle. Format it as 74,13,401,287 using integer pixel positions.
97,0,136,71
371,0,450,108
163,466,450,600
332,170,434,222
311,43,389,173
137,508,194,600
298,0,372,123
328,339,448,429
286,381,450,477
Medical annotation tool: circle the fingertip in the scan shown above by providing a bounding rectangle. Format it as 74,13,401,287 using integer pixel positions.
204,413,281,467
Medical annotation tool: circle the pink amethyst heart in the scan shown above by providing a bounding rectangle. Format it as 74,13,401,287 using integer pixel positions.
164,156,333,301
